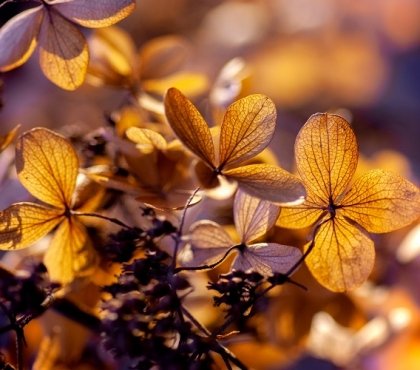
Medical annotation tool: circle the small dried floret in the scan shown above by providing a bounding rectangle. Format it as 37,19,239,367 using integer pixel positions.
208,270,264,319
101,227,144,263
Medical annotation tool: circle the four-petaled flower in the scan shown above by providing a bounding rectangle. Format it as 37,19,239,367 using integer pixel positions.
278,113,420,292
164,87,306,205
183,190,302,276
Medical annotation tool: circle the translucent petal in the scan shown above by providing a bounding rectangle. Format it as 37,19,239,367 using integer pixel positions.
15,128,79,209
233,189,280,244
341,169,420,233
38,11,88,90
224,164,306,205
126,127,167,153
305,217,375,292
44,217,96,284
0,6,43,71
232,243,302,276
87,26,136,86
72,173,106,213
219,94,276,169
0,203,62,250
277,191,324,229
46,0,135,28
164,88,215,167
189,220,233,249
295,113,358,202
183,220,234,267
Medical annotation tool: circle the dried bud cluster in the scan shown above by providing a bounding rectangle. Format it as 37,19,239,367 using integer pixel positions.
101,249,214,369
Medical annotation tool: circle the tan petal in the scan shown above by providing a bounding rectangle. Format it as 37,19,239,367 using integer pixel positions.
306,217,375,292
234,189,280,244
295,113,358,203
277,191,324,229
0,203,62,250
16,128,79,209
46,0,136,28
219,94,276,169
210,57,248,109
44,217,96,284
189,220,233,249
139,35,190,80
143,72,208,98
0,6,44,71
277,205,324,229
232,242,302,276
341,169,420,233
87,26,136,87
183,220,233,267
126,127,167,153
38,11,88,90
72,173,106,213
224,164,306,205
164,88,215,167
0,124,20,153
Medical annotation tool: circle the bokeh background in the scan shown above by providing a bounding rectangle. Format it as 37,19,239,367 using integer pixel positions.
2,0,420,172
1,1,420,369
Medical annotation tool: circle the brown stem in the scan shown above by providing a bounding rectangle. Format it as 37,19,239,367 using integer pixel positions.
73,211,132,229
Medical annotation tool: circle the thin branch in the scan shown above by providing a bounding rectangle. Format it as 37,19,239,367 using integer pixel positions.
214,345,248,370
181,306,211,336
178,188,201,236
172,188,201,269
73,211,132,229
281,277,307,291
174,246,236,273
220,354,233,370
211,218,331,341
